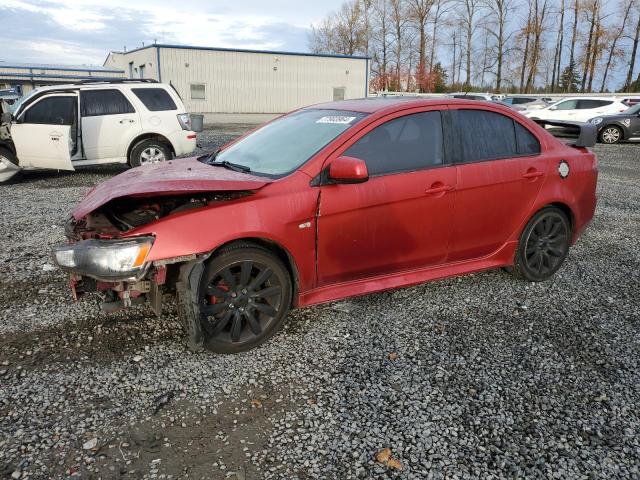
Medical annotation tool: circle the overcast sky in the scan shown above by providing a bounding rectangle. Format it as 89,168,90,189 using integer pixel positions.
1,0,343,66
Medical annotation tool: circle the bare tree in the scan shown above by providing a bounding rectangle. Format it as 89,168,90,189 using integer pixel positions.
483,0,515,91
624,5,640,91
390,0,411,90
458,0,482,87
310,0,637,93
519,3,533,92
599,0,633,92
581,0,599,91
309,0,367,56
408,0,436,90
568,0,580,73
429,0,453,72
550,0,566,92
524,0,550,92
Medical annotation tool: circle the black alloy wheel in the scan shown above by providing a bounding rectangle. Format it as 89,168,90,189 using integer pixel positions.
199,245,292,353
512,207,570,282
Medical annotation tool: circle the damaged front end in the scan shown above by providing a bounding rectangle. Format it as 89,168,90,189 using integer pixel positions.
54,191,249,315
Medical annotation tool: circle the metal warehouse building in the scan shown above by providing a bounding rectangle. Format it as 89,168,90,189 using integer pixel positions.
103,44,370,123
0,61,124,96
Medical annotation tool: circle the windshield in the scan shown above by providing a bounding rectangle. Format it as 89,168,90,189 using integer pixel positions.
624,103,640,115
213,109,367,177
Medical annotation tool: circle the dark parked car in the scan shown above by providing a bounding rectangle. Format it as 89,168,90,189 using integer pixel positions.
589,103,640,144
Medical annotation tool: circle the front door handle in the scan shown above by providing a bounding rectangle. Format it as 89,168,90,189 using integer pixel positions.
425,184,454,195
523,169,544,179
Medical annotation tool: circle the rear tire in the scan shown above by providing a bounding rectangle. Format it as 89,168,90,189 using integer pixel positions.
599,125,623,144
197,244,292,354
129,139,172,167
511,207,571,282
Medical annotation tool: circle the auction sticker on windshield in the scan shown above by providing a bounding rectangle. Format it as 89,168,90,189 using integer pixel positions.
316,116,357,124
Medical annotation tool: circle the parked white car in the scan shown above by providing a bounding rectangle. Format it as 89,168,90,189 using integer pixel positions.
523,97,628,123
0,80,197,183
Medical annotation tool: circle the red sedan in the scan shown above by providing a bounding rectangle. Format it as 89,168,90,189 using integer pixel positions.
53,98,598,353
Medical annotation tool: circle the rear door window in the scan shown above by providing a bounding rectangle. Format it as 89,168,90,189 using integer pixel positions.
23,96,76,125
132,88,177,111
513,97,535,105
81,89,135,117
345,111,443,176
554,100,578,110
452,109,517,163
577,99,612,109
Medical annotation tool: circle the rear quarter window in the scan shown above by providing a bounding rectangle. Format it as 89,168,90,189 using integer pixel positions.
515,123,541,155
131,88,177,111
577,99,612,109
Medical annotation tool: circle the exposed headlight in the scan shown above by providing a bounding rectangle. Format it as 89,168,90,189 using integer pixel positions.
52,237,154,281
177,113,192,130
589,117,603,125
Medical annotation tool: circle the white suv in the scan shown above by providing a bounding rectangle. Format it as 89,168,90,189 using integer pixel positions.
523,97,628,123
0,80,197,182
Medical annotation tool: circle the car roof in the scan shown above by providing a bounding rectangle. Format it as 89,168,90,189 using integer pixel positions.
557,96,618,101
307,97,504,114
28,82,164,94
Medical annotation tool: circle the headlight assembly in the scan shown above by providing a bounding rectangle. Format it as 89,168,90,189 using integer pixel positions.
589,117,603,125
52,237,154,281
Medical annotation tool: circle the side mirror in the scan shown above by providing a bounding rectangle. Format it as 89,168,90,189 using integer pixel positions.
549,106,557,111
328,156,368,184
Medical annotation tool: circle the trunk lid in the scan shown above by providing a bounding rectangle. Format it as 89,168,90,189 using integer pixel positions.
72,156,272,220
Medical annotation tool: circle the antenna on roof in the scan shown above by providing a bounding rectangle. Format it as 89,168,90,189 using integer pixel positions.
142,41,145,47
124,46,127,52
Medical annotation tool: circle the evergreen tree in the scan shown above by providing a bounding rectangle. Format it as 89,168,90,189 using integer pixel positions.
559,60,580,93
432,62,448,93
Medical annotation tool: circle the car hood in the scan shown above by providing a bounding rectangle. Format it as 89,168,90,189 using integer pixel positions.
72,156,273,220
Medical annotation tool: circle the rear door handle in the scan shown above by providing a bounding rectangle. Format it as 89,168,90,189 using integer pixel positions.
523,170,544,179
425,184,454,195
119,119,135,124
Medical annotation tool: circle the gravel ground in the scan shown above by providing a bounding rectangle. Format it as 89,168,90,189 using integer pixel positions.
0,126,639,479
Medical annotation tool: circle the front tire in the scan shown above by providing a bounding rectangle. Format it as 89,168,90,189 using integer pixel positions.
129,139,172,167
197,245,292,354
512,207,571,282
599,125,623,144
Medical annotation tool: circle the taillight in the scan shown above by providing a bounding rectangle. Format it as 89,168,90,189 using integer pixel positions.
177,113,191,130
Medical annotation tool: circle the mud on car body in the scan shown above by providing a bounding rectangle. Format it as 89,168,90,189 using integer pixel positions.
53,98,599,354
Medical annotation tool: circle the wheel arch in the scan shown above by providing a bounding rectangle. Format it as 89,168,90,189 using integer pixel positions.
206,237,301,306
545,202,575,233
600,124,625,141
127,132,176,162
0,141,16,158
